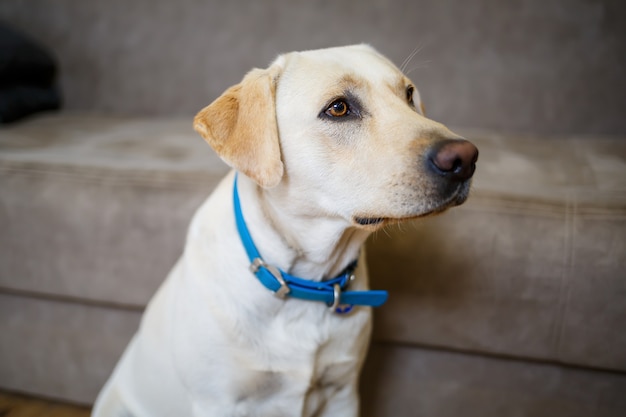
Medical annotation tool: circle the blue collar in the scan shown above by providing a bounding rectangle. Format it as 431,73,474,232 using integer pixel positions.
233,174,388,314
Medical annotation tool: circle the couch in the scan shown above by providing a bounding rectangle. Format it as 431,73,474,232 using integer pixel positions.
2,0,626,414
1,113,625,416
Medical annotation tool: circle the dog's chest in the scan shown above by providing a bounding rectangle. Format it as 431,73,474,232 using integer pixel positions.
244,302,370,373
174,294,371,414
228,306,371,413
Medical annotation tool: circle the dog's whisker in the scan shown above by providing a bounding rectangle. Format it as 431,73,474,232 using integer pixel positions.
381,226,393,239
400,43,425,74
400,45,421,73
405,60,431,76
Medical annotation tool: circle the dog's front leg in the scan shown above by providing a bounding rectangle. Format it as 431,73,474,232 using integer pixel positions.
315,382,360,417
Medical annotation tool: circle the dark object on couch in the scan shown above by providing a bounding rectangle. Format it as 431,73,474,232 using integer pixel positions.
0,22,61,124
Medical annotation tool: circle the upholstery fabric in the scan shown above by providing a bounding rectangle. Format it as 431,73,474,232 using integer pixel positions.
0,114,624,408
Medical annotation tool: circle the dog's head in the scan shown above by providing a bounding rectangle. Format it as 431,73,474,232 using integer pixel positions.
194,45,477,229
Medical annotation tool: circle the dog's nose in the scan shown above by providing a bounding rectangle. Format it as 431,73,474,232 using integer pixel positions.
428,139,479,182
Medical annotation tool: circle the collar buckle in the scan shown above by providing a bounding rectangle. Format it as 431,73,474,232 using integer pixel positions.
250,257,291,299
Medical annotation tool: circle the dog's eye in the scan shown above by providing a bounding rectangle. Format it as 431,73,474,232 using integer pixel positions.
325,100,350,118
406,85,415,105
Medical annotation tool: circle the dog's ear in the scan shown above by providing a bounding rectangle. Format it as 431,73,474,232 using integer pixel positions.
193,66,283,188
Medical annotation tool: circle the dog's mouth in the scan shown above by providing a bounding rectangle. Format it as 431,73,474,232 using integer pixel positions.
353,210,439,228
353,182,472,228
354,217,386,226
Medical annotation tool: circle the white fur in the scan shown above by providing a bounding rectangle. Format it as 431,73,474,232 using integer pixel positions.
92,45,471,417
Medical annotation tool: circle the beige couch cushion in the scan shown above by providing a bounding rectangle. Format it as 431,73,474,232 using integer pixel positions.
1,114,625,404
1,114,224,305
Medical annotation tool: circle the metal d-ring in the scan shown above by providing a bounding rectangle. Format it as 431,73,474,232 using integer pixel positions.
330,283,342,311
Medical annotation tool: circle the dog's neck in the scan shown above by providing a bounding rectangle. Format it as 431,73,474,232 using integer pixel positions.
236,176,370,281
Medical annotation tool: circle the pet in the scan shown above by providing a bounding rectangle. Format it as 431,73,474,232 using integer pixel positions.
92,44,478,417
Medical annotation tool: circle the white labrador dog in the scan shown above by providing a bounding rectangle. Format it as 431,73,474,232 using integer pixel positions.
92,44,478,417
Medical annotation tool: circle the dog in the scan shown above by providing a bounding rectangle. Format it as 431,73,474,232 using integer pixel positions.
92,44,478,417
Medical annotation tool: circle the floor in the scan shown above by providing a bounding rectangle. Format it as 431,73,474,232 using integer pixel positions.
0,391,90,417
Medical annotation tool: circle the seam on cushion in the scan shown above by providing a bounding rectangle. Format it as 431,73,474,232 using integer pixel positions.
553,194,576,362
0,164,223,189
468,193,626,216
